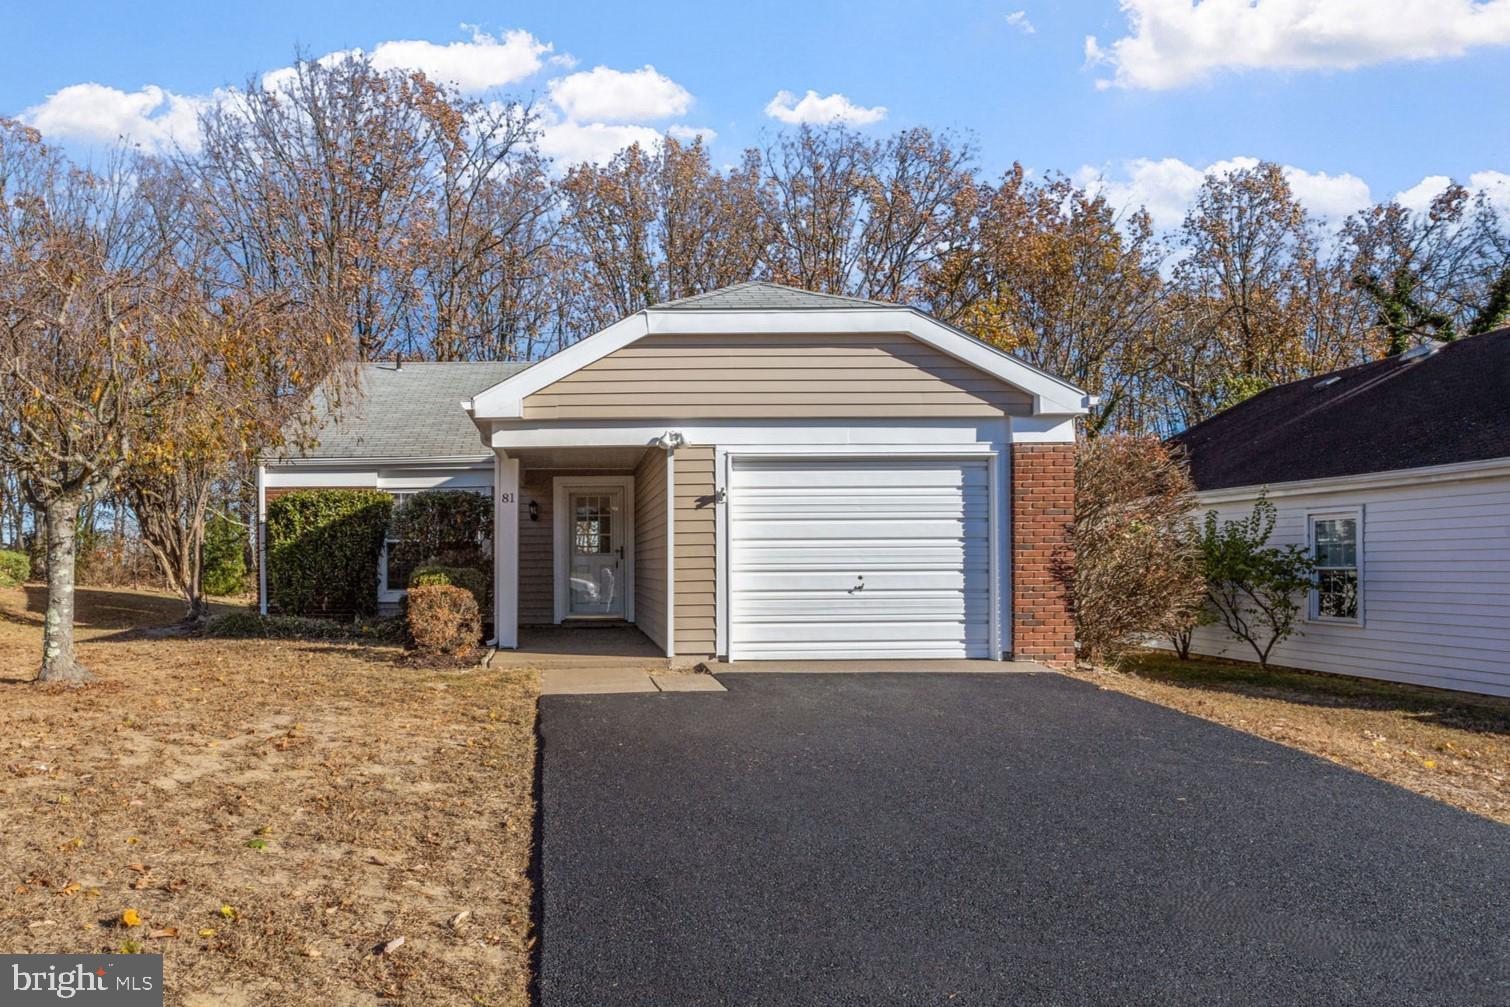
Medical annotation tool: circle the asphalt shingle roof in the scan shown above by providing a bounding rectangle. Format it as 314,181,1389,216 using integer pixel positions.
294,361,529,460
653,281,899,311
1171,327,1510,491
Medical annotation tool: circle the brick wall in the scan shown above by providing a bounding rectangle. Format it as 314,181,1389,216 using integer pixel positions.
1011,443,1075,666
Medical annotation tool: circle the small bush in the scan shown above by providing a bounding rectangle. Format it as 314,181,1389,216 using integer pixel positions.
0,549,30,588
266,489,393,618
202,514,250,596
410,564,488,610
407,584,481,657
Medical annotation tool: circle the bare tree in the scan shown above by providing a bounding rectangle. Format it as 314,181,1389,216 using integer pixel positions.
0,122,186,681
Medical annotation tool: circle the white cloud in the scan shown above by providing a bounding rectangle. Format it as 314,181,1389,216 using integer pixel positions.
667,124,718,145
537,120,666,166
1076,156,1373,230
764,89,887,126
1395,170,1510,214
1005,11,1037,34
1088,0,1510,90
548,64,692,122
21,82,210,153
261,27,552,94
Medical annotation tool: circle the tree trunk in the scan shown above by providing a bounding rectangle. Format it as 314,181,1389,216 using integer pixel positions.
38,502,90,683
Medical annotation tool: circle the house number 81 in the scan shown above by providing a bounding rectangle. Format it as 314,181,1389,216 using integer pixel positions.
500,492,515,503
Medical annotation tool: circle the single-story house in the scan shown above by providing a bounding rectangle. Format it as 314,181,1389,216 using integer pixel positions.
1170,327,1510,697
259,281,1093,665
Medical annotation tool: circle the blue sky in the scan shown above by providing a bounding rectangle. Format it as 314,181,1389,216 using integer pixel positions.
6,1,1509,226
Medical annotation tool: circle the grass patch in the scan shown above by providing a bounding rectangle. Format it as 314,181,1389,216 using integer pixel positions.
1070,650,1510,824
0,585,537,1005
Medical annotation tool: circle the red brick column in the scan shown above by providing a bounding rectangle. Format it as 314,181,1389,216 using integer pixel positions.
1010,443,1076,666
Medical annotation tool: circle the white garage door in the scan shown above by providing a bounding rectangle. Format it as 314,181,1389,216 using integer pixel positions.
729,458,993,660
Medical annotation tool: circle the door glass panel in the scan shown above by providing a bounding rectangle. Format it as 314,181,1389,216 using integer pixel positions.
568,491,622,616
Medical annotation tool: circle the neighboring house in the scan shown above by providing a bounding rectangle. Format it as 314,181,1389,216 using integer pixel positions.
1171,327,1510,698
260,282,1093,665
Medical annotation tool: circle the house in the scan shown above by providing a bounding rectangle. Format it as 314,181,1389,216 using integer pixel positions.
258,282,1093,665
1170,327,1510,697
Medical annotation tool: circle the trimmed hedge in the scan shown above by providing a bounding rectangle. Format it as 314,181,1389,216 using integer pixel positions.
388,491,492,598
202,514,249,596
266,489,393,618
410,564,488,610
407,583,481,657
202,609,407,643
0,549,29,588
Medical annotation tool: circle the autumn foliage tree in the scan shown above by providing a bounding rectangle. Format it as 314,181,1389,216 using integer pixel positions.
0,123,193,680
1070,435,1204,663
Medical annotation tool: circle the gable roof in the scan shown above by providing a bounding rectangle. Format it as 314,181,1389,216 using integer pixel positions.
467,282,1092,420
1171,327,1510,492
654,281,894,311
291,361,530,461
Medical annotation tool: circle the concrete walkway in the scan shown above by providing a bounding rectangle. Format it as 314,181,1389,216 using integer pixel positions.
706,657,1055,674
540,667,727,695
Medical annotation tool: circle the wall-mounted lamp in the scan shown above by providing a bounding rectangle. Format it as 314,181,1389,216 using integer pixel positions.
528,500,540,522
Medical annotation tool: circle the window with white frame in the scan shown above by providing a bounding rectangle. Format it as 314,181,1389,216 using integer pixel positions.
380,492,417,598
1309,510,1361,622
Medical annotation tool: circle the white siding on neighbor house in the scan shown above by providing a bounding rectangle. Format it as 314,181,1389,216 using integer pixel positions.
1182,468,1510,697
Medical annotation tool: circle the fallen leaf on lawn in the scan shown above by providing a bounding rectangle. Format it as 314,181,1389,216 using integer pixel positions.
378,936,405,955
125,837,141,845
198,929,215,938
149,928,178,939
448,910,471,930
301,947,321,958
14,885,27,895
26,920,53,930
58,883,80,897
121,908,142,927
1424,760,1438,769
219,905,239,921
126,863,147,874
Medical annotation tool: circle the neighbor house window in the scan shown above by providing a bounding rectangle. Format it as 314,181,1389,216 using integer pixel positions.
381,491,417,597
1309,511,1361,622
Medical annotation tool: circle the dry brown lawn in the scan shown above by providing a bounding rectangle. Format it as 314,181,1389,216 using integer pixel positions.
1070,651,1510,824
0,585,537,1006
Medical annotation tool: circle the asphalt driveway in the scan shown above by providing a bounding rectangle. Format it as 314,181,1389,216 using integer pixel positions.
537,673,1509,1006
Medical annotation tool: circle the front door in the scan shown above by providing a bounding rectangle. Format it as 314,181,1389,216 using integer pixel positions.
568,489,625,618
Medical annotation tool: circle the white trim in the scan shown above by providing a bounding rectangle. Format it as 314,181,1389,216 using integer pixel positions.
1008,415,1079,444
552,475,636,624
718,450,999,662
265,454,492,468
262,470,380,489
468,313,649,419
256,463,268,615
1195,456,1510,504
1305,505,1365,627
495,455,520,649
490,418,1010,451
665,449,676,658
465,306,1090,420
987,453,1002,660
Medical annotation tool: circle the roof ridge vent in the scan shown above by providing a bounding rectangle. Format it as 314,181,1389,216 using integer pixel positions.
1399,342,1440,362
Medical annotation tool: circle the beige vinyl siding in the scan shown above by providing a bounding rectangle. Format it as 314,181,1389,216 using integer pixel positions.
674,445,717,657
518,470,557,625
634,449,669,652
521,333,1034,419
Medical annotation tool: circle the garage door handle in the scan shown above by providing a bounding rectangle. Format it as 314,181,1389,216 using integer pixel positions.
848,577,865,594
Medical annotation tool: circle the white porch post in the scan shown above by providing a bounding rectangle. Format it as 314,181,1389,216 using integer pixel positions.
495,451,520,649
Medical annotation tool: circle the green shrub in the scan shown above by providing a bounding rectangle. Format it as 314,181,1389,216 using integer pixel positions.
406,584,481,657
388,491,492,605
202,514,250,596
266,489,393,618
0,549,30,588
202,610,353,640
410,564,488,610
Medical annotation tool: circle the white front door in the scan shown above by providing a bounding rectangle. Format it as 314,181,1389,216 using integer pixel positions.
568,489,625,618
728,458,993,660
